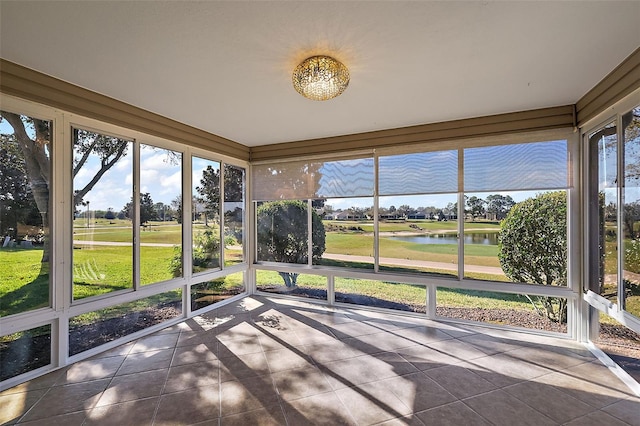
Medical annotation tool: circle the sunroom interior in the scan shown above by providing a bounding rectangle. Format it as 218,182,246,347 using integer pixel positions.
1,1,640,424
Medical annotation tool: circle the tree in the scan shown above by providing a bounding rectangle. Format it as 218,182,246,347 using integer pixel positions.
171,195,183,223
195,164,245,225
122,193,159,225
486,194,515,220
104,208,116,220
445,202,457,219
498,191,567,323
624,202,640,239
0,133,40,240
397,204,411,218
1,112,128,262
466,196,485,221
256,200,325,287
349,206,366,219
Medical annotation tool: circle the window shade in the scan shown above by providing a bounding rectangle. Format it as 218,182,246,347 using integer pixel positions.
252,158,374,200
464,140,568,192
379,150,458,195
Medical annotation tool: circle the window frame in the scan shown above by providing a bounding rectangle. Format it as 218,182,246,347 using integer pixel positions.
582,88,640,338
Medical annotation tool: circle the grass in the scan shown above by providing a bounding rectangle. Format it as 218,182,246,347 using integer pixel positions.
335,277,426,308
255,270,532,312
437,287,532,310
7,217,638,321
0,248,49,317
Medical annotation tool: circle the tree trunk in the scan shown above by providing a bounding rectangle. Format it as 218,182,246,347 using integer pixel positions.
2,113,51,262
278,272,299,288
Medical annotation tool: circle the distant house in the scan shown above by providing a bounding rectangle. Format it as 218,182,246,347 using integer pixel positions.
408,210,427,220
335,211,363,220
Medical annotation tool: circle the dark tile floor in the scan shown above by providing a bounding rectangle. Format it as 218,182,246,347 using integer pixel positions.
2,296,639,425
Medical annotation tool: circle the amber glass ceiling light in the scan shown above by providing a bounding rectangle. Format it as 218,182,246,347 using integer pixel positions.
292,55,350,101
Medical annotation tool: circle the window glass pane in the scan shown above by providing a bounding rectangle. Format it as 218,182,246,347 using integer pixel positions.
590,122,618,301
192,157,221,273
0,112,52,316
379,150,458,195
256,200,309,265
437,287,568,333
191,272,245,311
464,140,568,192
623,106,640,318
68,289,182,356
379,194,458,277
256,270,326,301
463,190,567,286
252,157,374,200
72,128,132,300
316,158,374,198
224,164,245,266
316,197,374,270
0,324,51,381
140,144,182,284
335,277,426,314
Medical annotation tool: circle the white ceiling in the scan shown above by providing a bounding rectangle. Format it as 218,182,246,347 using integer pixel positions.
1,1,639,147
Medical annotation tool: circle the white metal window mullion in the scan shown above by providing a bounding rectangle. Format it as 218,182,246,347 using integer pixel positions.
457,148,464,281
567,133,581,340
308,199,313,266
183,152,193,317
616,113,626,310
220,164,226,269
374,154,380,273
133,141,141,291
56,110,71,368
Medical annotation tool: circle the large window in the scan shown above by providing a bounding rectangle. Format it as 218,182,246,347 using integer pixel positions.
622,107,640,319
0,112,52,317
0,97,249,388
224,164,245,266
590,121,619,302
192,157,221,273
378,150,458,276
254,157,375,276
463,141,569,285
585,103,640,381
140,144,182,285
72,128,133,300
254,141,570,287
253,137,572,331
589,106,640,323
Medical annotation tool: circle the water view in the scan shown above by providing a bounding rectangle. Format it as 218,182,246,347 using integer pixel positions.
388,233,498,245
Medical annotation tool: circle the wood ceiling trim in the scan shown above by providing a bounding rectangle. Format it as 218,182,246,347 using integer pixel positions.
576,47,640,126
0,59,250,160
250,105,575,161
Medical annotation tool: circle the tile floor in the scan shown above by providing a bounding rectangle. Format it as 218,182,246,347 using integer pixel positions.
2,295,639,425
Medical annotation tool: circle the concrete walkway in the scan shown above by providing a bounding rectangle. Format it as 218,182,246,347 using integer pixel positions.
73,240,175,247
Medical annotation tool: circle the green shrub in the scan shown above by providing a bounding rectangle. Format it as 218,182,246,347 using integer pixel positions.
498,191,567,323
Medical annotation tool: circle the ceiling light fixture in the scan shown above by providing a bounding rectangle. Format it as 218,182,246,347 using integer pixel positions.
292,55,350,101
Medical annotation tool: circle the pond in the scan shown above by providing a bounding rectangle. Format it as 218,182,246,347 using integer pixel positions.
388,233,498,245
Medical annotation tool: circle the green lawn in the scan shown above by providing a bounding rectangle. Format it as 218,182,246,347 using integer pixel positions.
7,217,637,320
326,232,500,268
0,248,49,317
255,271,531,312
73,225,182,244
